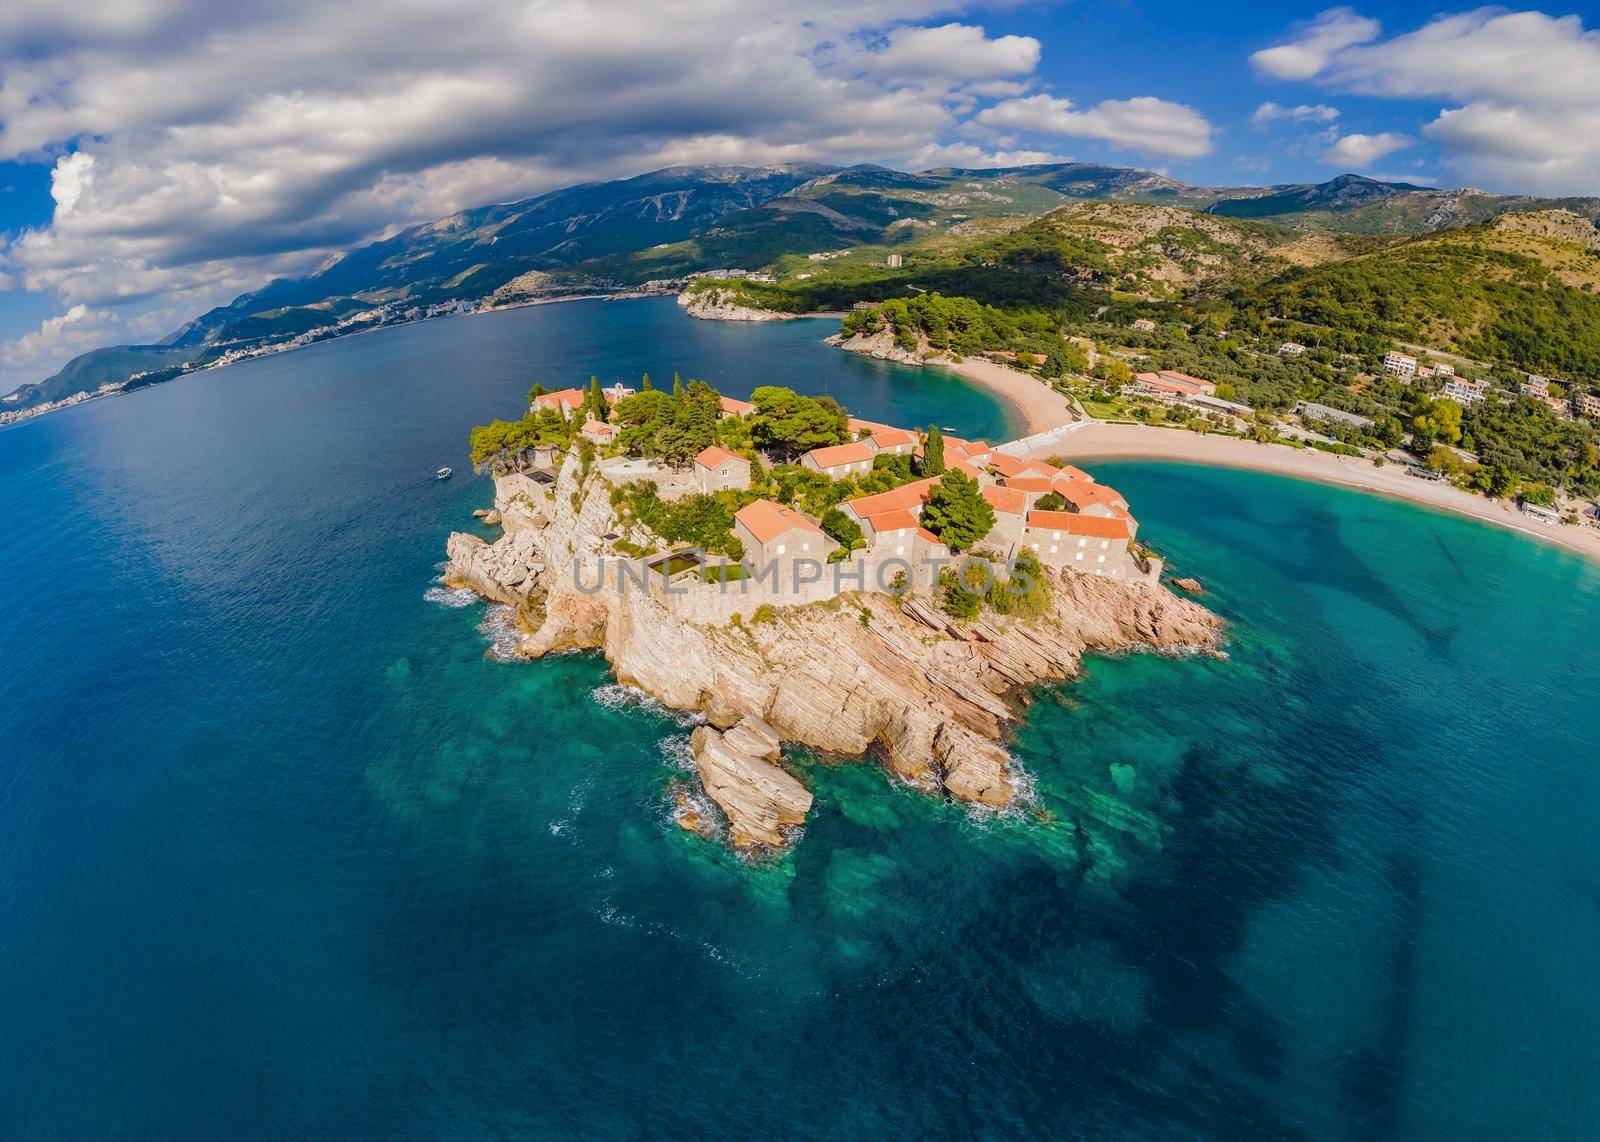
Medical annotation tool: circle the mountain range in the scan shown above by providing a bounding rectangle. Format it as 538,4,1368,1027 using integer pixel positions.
10,161,1600,410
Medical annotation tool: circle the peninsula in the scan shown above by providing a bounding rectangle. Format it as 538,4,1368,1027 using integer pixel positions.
445,378,1219,854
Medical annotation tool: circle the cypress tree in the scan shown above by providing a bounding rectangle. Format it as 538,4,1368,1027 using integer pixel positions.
922,426,945,476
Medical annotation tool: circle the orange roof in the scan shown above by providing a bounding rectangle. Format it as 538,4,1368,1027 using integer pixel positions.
1002,475,1055,494
803,440,877,469
947,459,984,480
1025,510,1132,539
917,527,945,545
982,485,1027,516
844,477,937,518
720,396,754,415
694,445,745,470
848,417,895,435
870,427,917,448
987,452,1058,479
581,418,613,434
1056,464,1094,482
1053,477,1126,510
735,499,824,544
865,508,920,533
535,388,586,409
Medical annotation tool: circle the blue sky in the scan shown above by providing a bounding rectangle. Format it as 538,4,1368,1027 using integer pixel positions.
4,1,1600,392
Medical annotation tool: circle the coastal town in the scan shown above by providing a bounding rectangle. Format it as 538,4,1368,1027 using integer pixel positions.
447,375,1214,853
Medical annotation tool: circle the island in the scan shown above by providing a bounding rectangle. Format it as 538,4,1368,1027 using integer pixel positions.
444,377,1220,855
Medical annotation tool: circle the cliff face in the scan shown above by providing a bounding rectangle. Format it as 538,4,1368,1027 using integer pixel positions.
677,288,794,322
446,453,1222,851
828,327,944,366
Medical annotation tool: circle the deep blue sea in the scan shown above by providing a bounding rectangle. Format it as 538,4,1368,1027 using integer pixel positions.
3,297,1598,1139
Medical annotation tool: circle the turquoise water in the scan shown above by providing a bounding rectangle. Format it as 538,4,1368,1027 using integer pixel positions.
3,298,1598,1138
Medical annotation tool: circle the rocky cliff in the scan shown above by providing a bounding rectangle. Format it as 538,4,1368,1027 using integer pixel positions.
446,453,1221,854
677,287,794,322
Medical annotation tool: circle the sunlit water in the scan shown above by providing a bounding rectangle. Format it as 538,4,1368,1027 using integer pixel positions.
2,298,1597,1138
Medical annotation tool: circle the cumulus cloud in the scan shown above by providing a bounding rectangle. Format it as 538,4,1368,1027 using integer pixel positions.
907,140,1068,169
0,304,120,374
1256,7,1600,193
867,22,1040,81
0,1,1032,319
1251,101,1340,126
1323,131,1413,168
1250,7,1381,80
976,94,1214,158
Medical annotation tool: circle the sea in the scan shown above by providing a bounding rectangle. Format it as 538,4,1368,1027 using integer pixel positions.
2,296,1597,1139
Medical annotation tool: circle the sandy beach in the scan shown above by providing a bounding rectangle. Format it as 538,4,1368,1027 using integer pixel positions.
938,357,1078,437
1039,422,1600,563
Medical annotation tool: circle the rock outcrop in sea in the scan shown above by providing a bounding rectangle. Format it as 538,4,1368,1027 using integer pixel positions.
677,287,794,323
446,453,1221,855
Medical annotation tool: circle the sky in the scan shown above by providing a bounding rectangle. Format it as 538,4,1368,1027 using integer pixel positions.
4,0,1600,392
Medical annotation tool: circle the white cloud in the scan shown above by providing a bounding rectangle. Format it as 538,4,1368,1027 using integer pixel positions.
1250,7,1381,80
0,0,1000,321
868,23,1041,81
1323,131,1412,168
907,140,1068,169
1256,8,1600,193
1251,101,1340,126
977,94,1214,158
0,304,120,373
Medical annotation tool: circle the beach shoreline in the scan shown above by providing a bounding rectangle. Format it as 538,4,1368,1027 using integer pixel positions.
1037,422,1600,563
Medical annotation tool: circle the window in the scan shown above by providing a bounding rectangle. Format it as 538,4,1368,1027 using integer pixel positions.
896,545,905,556
1078,537,1087,547
1099,540,1108,549
1075,552,1083,561
1049,545,1058,554
719,466,729,477
801,542,810,552
776,544,786,555
1097,555,1105,563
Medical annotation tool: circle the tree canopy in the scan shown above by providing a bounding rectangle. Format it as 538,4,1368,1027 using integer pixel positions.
920,470,995,551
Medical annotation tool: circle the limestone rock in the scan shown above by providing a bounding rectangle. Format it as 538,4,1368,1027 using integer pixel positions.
677,288,794,323
1172,577,1204,594
690,722,813,850
442,442,1224,847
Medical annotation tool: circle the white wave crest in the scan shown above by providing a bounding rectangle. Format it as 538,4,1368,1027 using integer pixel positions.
424,584,480,609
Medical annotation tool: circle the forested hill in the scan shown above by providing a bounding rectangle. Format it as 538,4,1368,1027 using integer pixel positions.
1238,211,1600,378
16,159,1600,411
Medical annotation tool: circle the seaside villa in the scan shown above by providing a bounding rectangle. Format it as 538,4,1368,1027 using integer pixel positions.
1021,511,1135,577
800,440,878,478
733,500,838,568
693,446,751,493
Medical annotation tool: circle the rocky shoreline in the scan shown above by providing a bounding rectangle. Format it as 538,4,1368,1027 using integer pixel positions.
444,451,1222,856
677,287,797,322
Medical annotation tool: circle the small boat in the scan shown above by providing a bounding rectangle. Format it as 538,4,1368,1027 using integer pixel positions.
436,467,452,480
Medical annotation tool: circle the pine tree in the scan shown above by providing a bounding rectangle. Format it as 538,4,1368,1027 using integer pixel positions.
641,373,653,391
588,376,605,421
920,469,994,551
672,373,684,397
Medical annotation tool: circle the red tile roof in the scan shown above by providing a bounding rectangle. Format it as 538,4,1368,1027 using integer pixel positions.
720,396,754,415
1025,510,1132,539
1002,475,1055,494
982,485,1028,516
534,388,586,410
735,500,824,544
581,418,614,435
848,417,895,435
803,440,877,470
865,508,920,533
693,445,746,470
870,427,917,448
1052,477,1127,510
844,477,937,518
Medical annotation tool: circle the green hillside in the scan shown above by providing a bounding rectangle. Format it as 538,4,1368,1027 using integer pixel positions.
1238,211,1600,377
